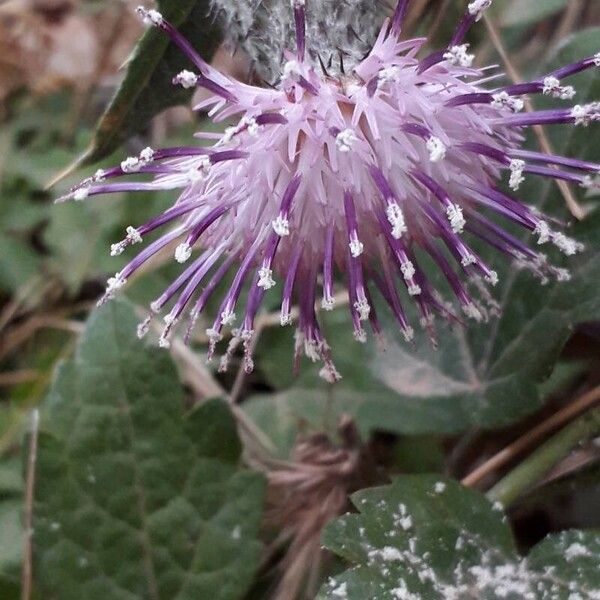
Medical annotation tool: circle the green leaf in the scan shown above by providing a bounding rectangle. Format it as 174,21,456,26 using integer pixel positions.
0,234,40,293
0,500,22,575
502,0,569,27
32,299,265,600
72,0,221,170
318,475,600,599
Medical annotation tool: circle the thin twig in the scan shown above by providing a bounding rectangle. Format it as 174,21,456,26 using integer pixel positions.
21,409,39,600
486,405,600,507
483,14,585,221
462,384,600,488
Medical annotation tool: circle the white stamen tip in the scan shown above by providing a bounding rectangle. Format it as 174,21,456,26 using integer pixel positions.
136,7,163,26
126,226,142,244
594,53,600,67
386,202,407,239
319,365,342,383
272,216,290,236
73,187,90,201
461,254,477,267
241,116,260,137
321,297,335,311
572,102,600,126
257,267,276,289
336,129,357,153
120,156,141,173
468,0,492,20
534,221,551,245
443,45,474,68
353,328,367,343
509,159,526,191
408,284,422,296
486,271,499,286
403,326,414,342
491,91,524,113
401,261,416,281
174,70,199,89
139,147,155,163
551,232,584,256
446,203,465,233
463,303,483,322
175,242,192,263
221,311,236,326
349,238,364,258
426,136,446,162
137,317,151,339
354,299,371,321
542,77,576,100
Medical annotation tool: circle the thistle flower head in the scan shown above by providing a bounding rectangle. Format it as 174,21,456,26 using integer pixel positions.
62,1,599,381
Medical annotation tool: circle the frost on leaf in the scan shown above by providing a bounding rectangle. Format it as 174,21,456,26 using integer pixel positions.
317,475,600,600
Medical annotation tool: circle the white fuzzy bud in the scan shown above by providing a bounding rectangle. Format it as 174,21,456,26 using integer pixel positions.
349,238,364,258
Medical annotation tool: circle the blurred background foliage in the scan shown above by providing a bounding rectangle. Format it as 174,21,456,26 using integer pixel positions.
0,0,599,598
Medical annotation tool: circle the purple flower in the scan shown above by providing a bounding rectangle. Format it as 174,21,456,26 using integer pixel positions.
61,0,599,382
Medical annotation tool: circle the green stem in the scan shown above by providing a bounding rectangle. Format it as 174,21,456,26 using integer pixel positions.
487,406,600,508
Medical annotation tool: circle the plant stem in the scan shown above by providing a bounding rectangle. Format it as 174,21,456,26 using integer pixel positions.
487,406,600,508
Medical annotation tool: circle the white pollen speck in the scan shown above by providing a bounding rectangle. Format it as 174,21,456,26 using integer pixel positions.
175,242,192,263
258,266,276,289
174,69,199,89
565,543,591,561
321,296,335,311
331,581,348,599
443,45,474,68
551,232,584,256
408,284,421,296
426,136,446,162
403,326,414,342
434,482,446,493
50,521,61,531
231,526,242,540
336,128,357,153
594,53,600,67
